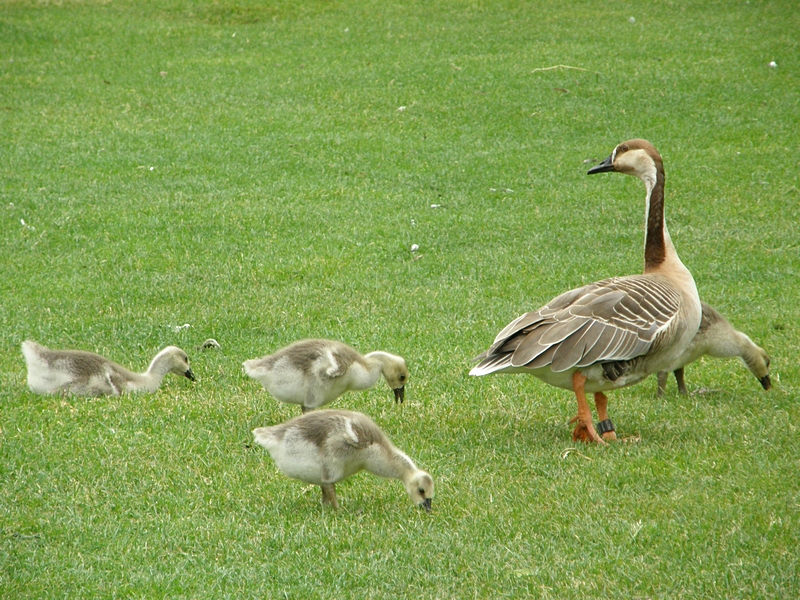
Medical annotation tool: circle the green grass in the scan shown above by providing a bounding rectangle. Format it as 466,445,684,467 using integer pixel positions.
1,0,798,597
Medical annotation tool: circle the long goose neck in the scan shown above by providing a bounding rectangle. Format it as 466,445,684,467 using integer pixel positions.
369,444,417,481
709,329,756,360
643,162,669,272
137,352,172,390
642,160,696,288
339,353,383,392
360,352,392,384
735,333,768,377
637,152,701,346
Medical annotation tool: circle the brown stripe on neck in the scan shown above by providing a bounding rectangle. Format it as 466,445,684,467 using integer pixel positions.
644,158,667,271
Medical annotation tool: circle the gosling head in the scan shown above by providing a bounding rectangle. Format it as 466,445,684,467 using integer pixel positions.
163,346,196,381
743,343,771,391
587,139,662,184
381,354,409,403
405,471,434,512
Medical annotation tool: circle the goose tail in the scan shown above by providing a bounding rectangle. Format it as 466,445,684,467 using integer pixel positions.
252,427,275,450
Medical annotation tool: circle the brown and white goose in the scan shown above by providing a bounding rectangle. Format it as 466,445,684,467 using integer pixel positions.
470,139,702,444
657,301,771,396
253,409,434,511
22,340,195,396
243,339,409,413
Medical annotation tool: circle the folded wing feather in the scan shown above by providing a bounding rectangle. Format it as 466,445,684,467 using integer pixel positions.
474,276,680,375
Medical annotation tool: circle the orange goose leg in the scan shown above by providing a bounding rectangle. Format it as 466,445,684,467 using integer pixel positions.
593,392,617,441
569,371,605,445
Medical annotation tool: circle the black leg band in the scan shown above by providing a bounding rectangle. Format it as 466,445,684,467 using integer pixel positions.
596,419,615,435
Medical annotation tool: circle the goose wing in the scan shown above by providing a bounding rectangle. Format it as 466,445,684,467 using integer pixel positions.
471,276,682,374
101,364,129,395
310,342,360,380
342,419,376,449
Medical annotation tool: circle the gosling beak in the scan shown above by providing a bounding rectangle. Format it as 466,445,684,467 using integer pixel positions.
759,375,771,391
419,497,432,512
185,369,196,382
393,386,405,403
587,153,615,175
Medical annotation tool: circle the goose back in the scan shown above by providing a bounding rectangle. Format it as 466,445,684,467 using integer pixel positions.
254,410,390,484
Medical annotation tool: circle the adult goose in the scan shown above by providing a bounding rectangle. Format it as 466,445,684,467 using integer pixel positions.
22,340,195,396
470,139,702,444
657,301,771,396
244,339,409,413
253,409,434,511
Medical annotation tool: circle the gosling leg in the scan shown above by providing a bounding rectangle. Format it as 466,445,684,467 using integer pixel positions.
656,371,669,397
674,368,688,395
320,483,339,509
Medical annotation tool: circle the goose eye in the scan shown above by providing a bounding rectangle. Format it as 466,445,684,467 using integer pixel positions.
418,488,426,496
621,144,629,152
399,374,406,381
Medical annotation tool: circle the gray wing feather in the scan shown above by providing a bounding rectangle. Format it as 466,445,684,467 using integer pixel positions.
489,283,594,348
522,343,559,370
538,315,591,346
576,324,634,366
550,322,595,372
509,323,561,366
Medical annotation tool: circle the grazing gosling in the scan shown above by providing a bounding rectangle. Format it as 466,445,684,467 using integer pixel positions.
657,302,771,396
22,340,195,396
253,409,434,511
243,339,409,413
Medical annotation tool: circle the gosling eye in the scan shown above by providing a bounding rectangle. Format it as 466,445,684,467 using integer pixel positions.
418,488,426,496
765,357,771,368
399,374,406,382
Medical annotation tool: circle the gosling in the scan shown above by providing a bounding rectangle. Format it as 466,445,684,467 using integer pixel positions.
22,340,195,396
252,409,434,511
656,302,771,396
243,339,409,413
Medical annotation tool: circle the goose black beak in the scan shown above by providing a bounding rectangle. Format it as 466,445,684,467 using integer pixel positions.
419,497,432,512
393,386,405,403
587,154,615,175
760,375,771,391
185,369,196,382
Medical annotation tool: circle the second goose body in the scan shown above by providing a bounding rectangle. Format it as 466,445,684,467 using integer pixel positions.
657,301,771,396
470,139,702,443
244,339,409,413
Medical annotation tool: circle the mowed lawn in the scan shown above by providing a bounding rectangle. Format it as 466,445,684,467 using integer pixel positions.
1,0,798,597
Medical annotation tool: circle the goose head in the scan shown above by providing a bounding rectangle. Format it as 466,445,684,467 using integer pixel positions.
587,139,662,186
744,343,771,391
381,355,409,403
162,346,196,381
405,471,435,512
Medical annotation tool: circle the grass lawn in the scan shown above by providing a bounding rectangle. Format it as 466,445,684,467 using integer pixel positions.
1,0,798,597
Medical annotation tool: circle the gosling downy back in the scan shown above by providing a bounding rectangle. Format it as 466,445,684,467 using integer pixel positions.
22,340,195,396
